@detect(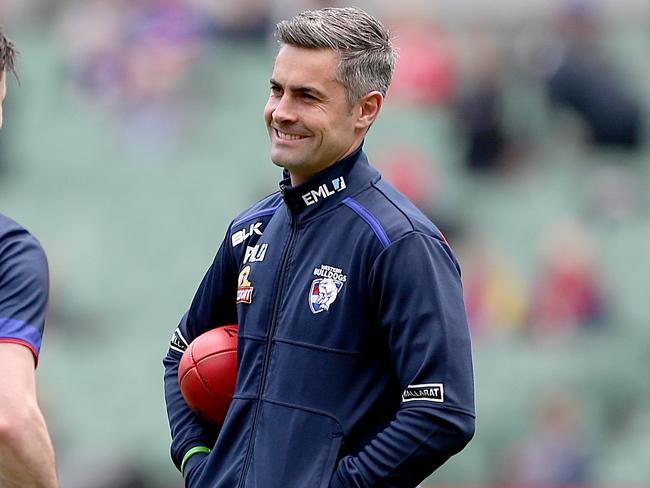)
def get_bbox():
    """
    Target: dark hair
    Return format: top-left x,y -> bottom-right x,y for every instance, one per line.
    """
275,7 -> 397,105
0,26 -> 18,79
